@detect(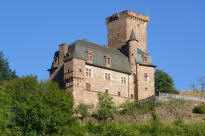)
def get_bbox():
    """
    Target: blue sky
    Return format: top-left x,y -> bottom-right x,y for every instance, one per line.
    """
0,0 -> 204,90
